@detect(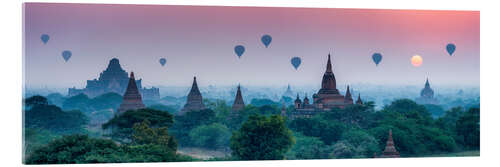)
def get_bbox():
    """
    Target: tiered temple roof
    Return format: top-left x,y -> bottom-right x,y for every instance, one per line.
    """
180,77 -> 206,115
231,84 -> 245,112
381,129 -> 400,158
117,72 -> 146,114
